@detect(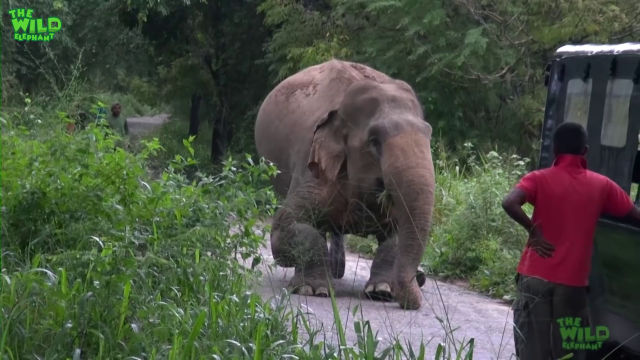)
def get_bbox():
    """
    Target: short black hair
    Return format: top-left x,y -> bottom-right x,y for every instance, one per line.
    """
553,122 -> 588,155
